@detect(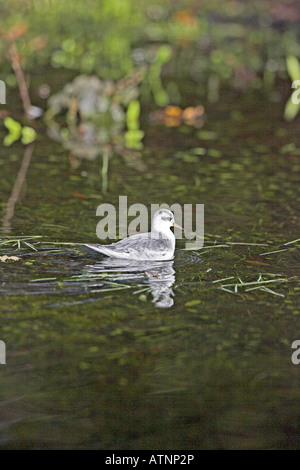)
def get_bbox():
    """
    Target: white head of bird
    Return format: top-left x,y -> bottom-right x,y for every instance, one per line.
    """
151,209 -> 182,237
